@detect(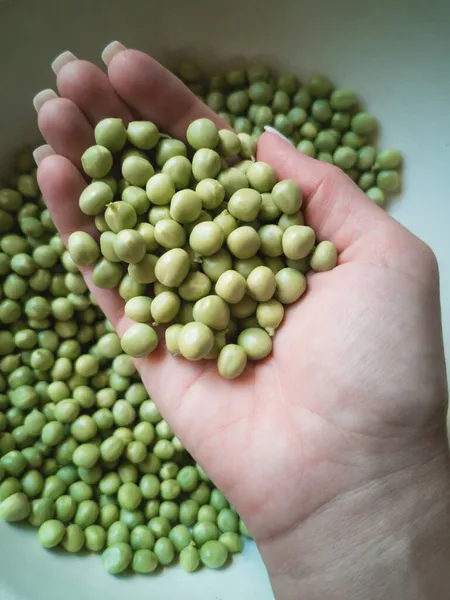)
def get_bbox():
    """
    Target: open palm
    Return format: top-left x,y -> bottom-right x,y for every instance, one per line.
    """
35,46 -> 448,545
